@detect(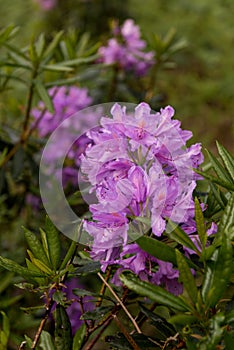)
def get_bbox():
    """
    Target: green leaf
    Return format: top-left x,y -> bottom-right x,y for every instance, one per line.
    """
27,250 -> 52,275
23,227 -> 51,267
72,289 -> 95,297
0,256 -> 44,280
226,309 -> 234,325
194,198 -> 207,250
59,240 -> 77,270
209,182 -> 226,209
41,64 -> 73,72
24,335 -> 33,347
166,220 -> 200,255
0,295 -> 22,308
0,25 -> 19,46
0,311 -> 10,347
218,193 -> 234,240
43,31 -> 64,61
58,54 -> 99,67
168,314 -> 196,327
139,303 -> 175,338
35,81 -> 54,113
44,216 -> 61,270
52,290 -> 66,305
202,235 -> 233,308
120,272 -> 190,312
199,313 -> 225,350
136,236 -> 177,264
224,329 -> 234,350
176,250 -> 197,305
54,305 -> 72,350
216,141 -> 234,182
206,148 -> 233,183
59,224 -> 83,270
194,169 -> 234,191
38,330 -> 55,350
73,324 -> 86,350
0,272 -> 14,293
35,33 -> 46,59
74,261 -> 100,276
81,306 -> 113,320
